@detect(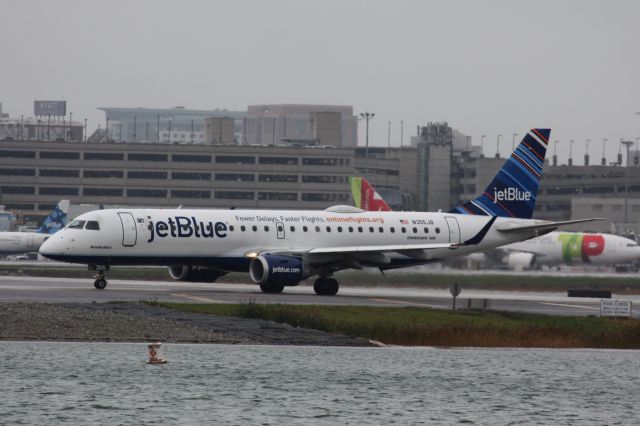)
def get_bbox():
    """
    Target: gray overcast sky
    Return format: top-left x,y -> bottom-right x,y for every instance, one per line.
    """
2,0 -> 639,162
